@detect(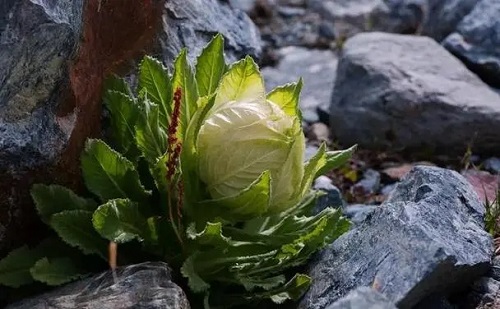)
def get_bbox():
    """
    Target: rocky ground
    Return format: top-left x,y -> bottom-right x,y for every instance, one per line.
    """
2,0 -> 500,308
239,0 -> 500,308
